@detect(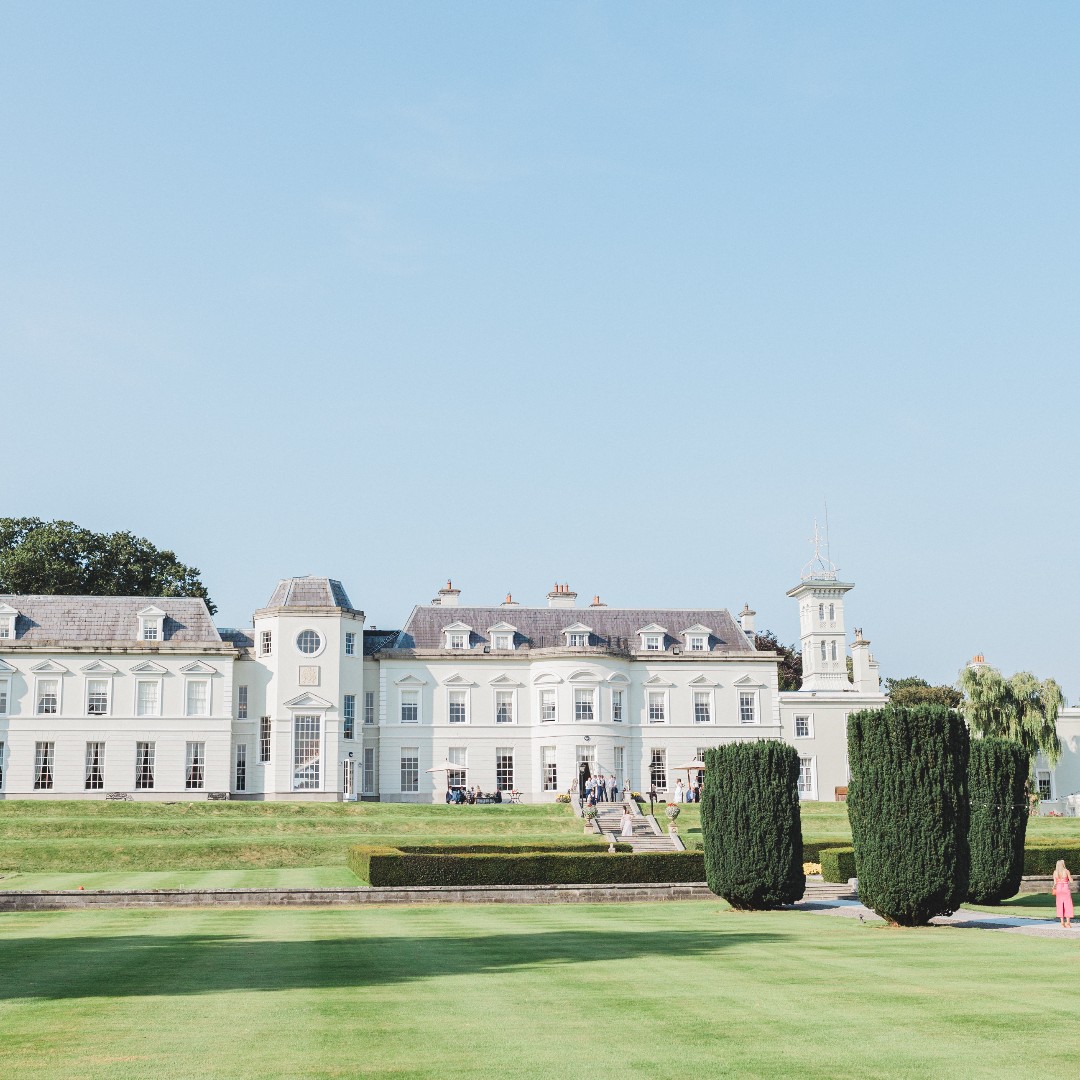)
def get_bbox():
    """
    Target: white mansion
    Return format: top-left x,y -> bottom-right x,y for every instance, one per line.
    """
1,560 -> 1077,806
